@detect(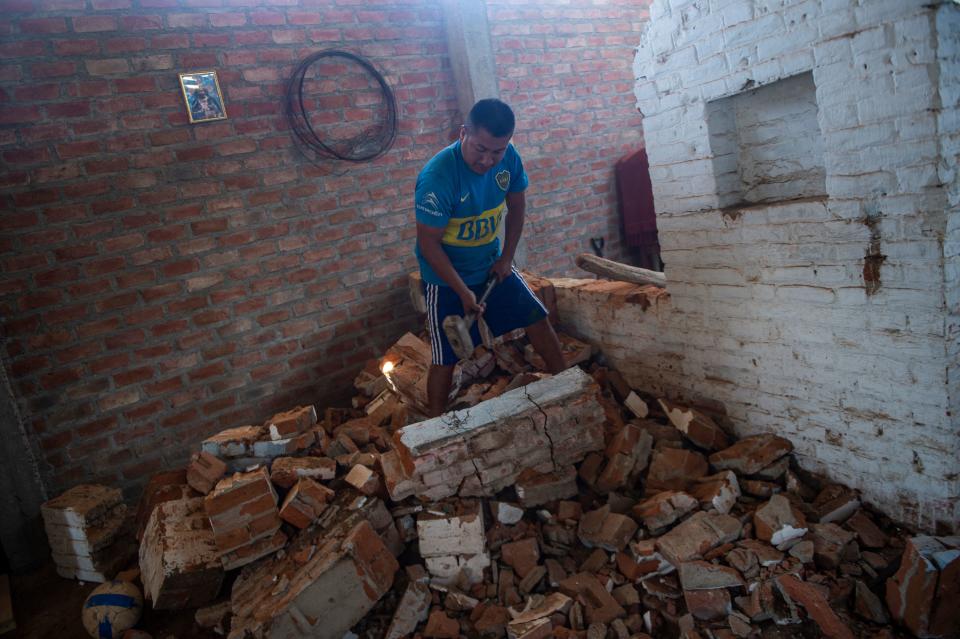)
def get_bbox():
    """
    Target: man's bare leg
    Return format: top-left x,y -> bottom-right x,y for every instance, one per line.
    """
427,363 -> 456,417
525,317 -> 566,374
